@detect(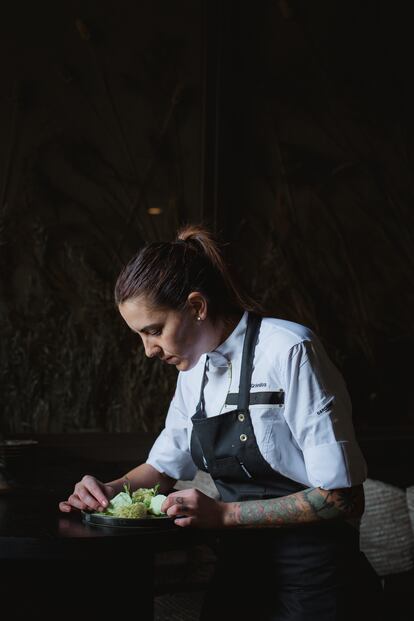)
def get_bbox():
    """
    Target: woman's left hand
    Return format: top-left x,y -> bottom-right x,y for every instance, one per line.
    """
161,488 -> 226,528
